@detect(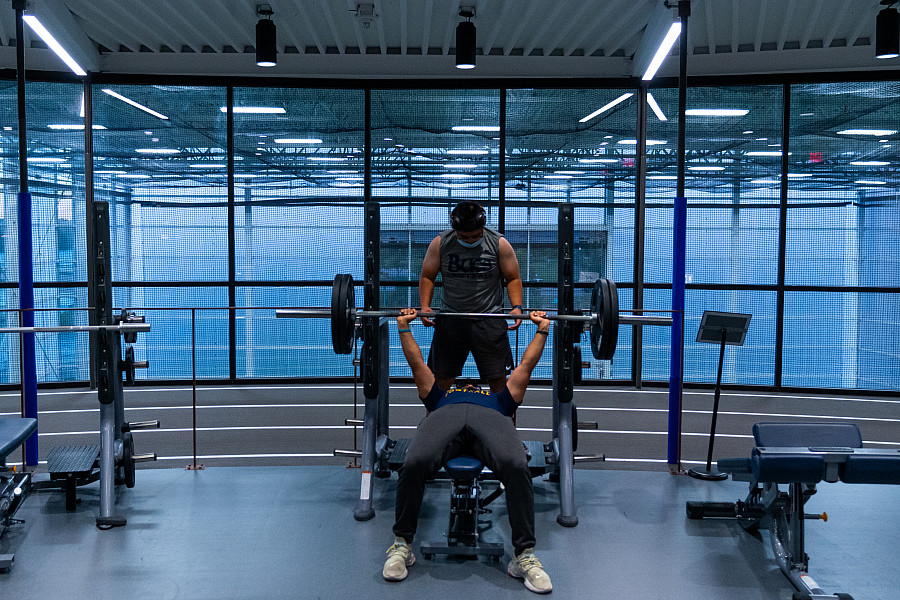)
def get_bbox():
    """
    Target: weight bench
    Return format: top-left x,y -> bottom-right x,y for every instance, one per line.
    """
686,422 -> 900,600
1,417 -> 38,571
419,454 -> 505,561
